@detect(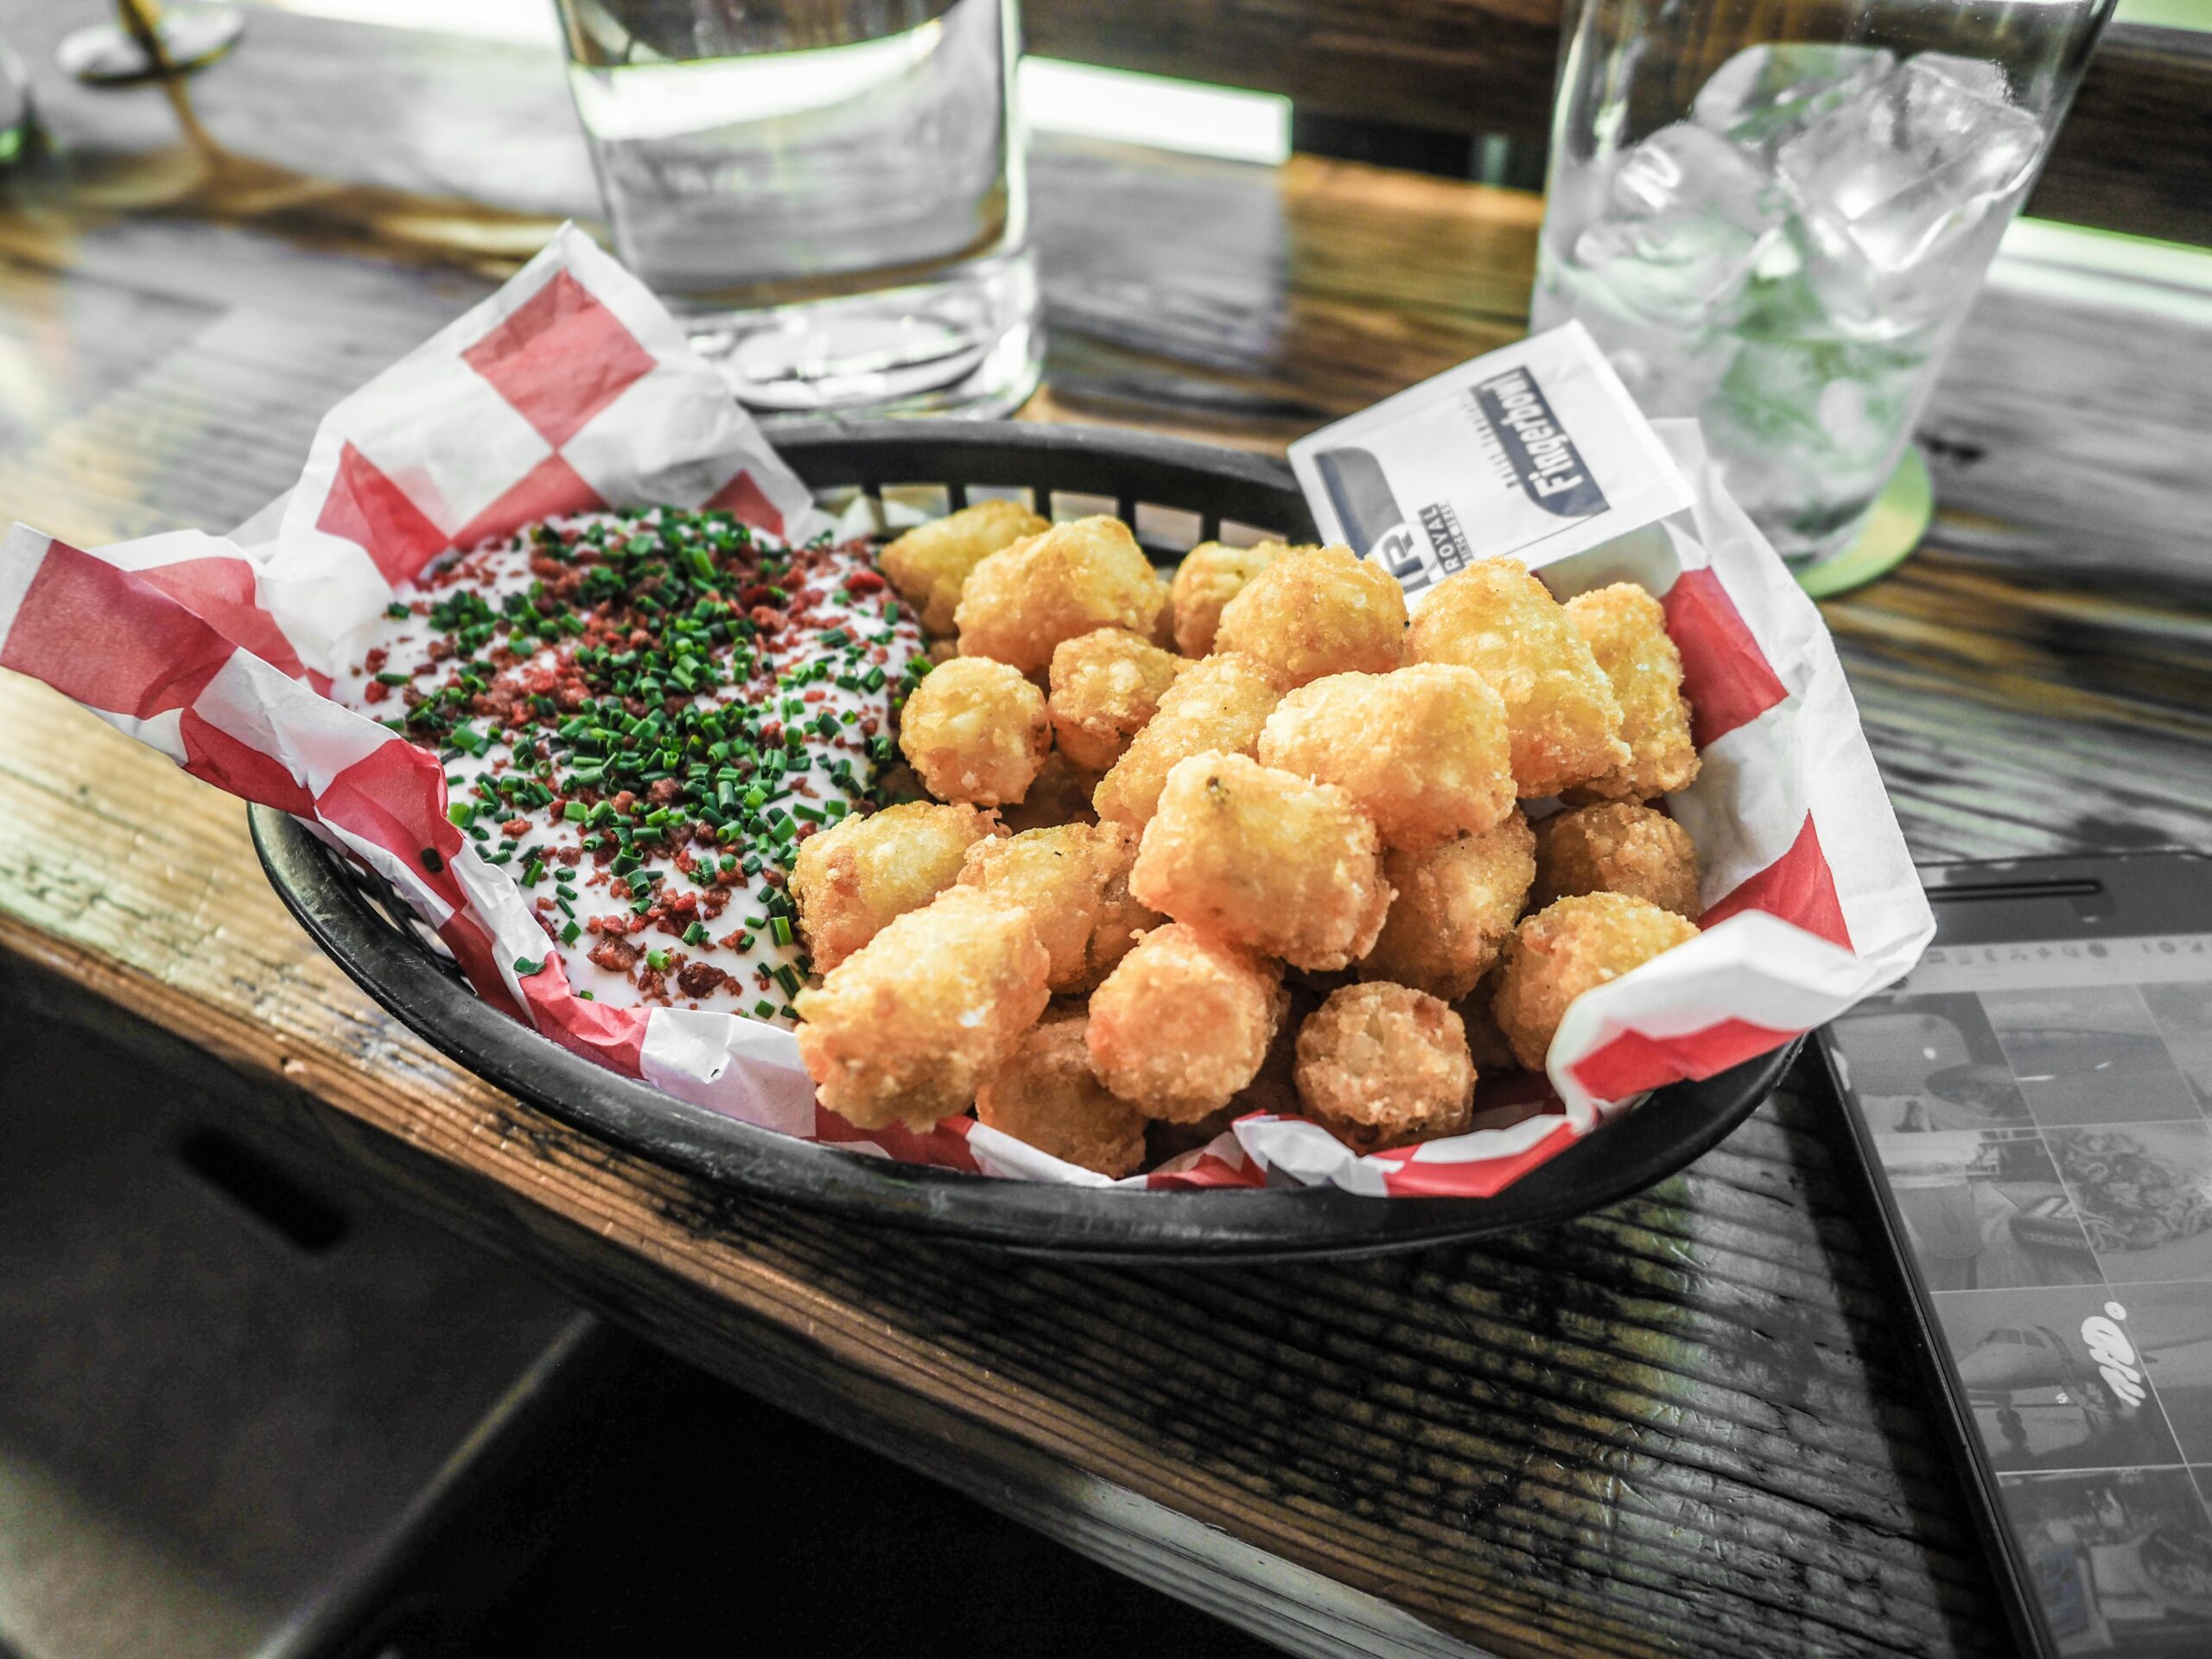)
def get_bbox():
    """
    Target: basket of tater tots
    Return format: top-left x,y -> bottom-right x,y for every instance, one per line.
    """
2,231 -> 1936,1254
